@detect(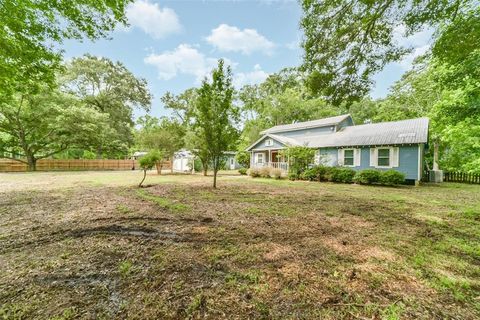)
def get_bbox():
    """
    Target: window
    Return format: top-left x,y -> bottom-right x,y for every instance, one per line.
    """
265,139 -> 273,147
344,149 -> 354,166
377,148 -> 390,167
256,153 -> 264,164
